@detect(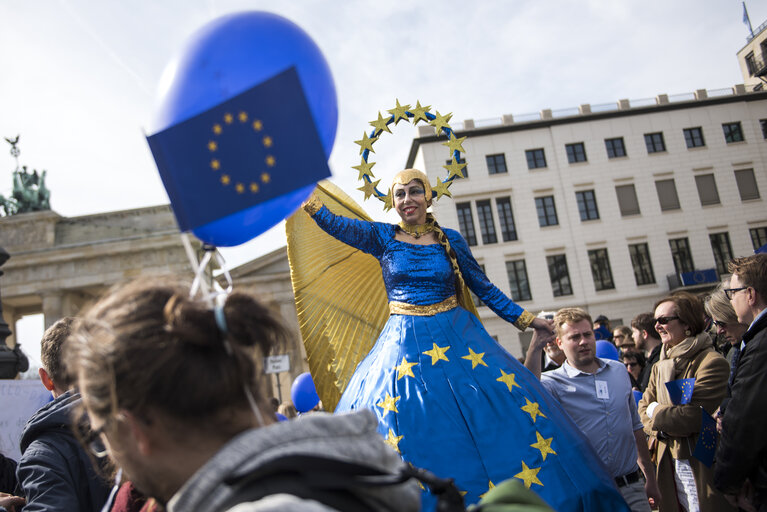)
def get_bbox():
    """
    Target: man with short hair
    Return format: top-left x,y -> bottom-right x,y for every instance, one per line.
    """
16,317 -> 110,512
714,254 -> 767,511
528,307 -> 660,512
631,313 -> 661,392
593,314 -> 613,341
